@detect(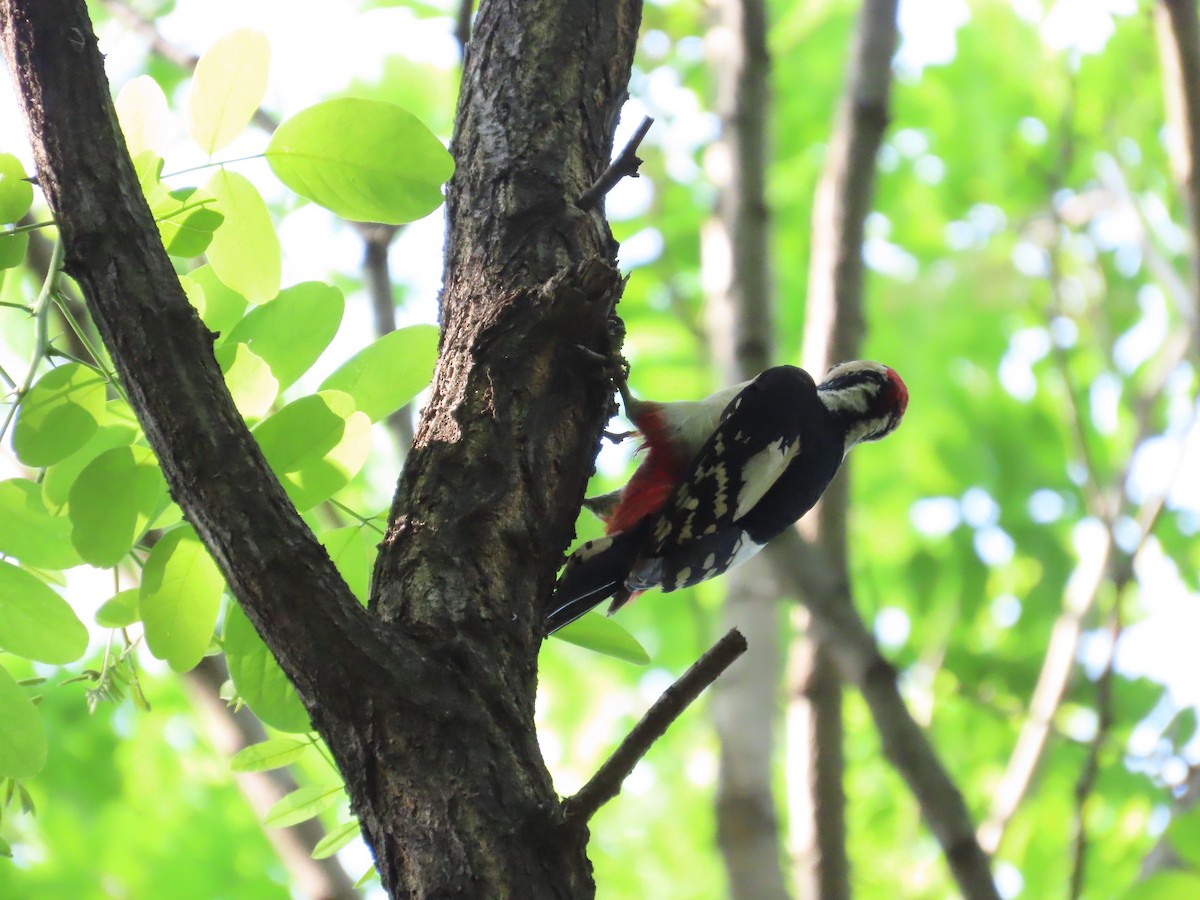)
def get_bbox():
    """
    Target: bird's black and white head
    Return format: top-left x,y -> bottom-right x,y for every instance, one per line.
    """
817,360 -> 908,454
